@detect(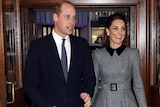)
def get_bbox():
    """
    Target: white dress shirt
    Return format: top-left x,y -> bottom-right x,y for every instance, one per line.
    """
52,29 -> 71,71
